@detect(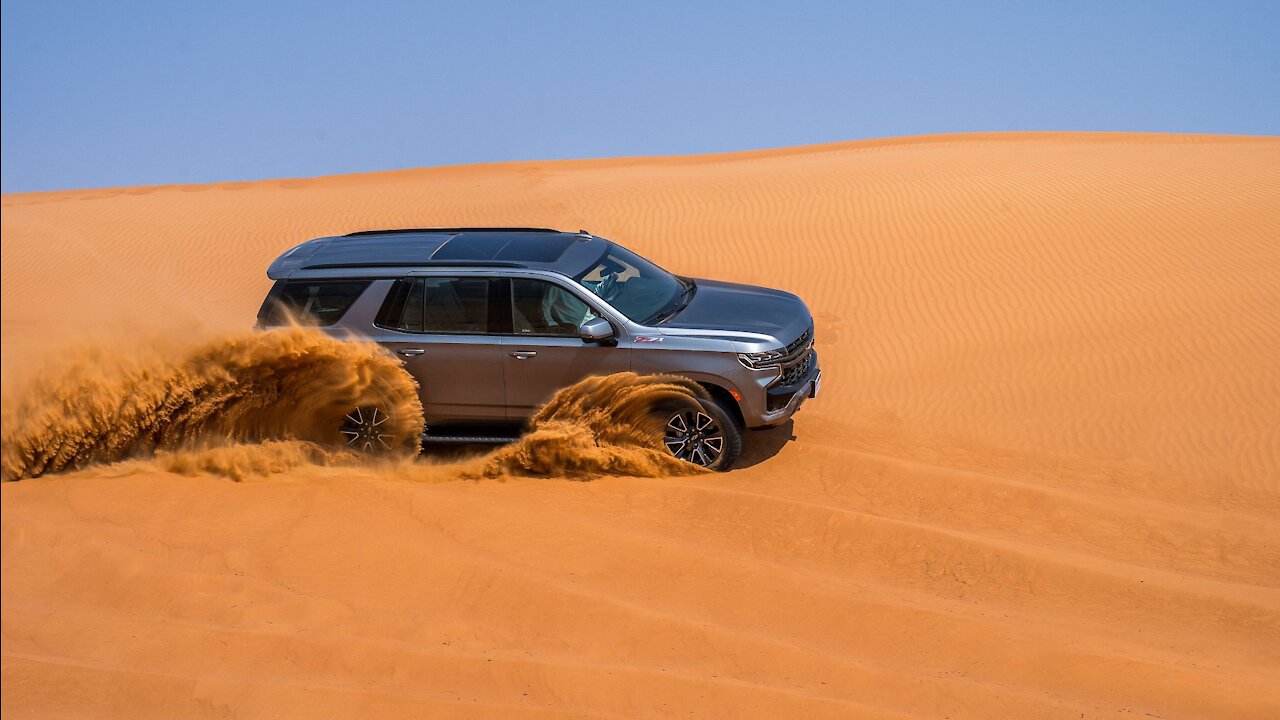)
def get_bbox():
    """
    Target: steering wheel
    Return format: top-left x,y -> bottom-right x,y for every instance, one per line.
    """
597,272 -> 619,301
